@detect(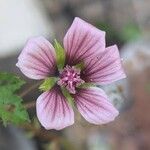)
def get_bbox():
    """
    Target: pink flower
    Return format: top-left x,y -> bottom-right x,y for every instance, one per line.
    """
16,17 -> 126,130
